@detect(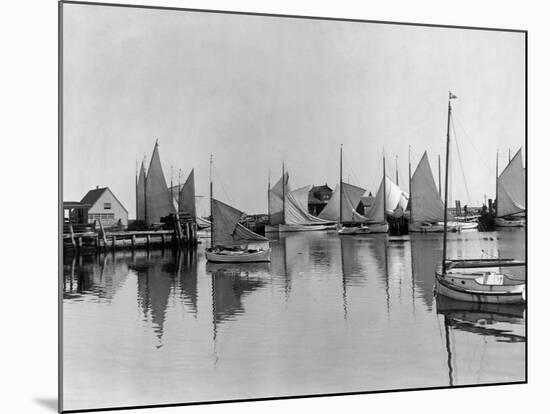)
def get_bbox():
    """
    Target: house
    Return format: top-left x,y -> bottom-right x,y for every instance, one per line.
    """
357,192 -> 376,216
81,186 -> 128,228
308,184 -> 333,216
